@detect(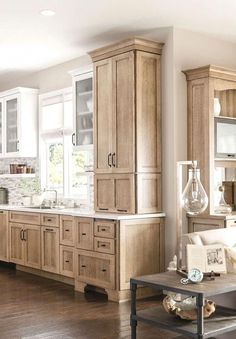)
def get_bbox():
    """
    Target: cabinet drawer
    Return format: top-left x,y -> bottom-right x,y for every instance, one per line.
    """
9,211 -> 40,225
41,226 -> 59,274
60,245 -> 74,278
94,237 -> 115,254
41,214 -> 59,227
75,217 -> 93,250
60,215 -> 74,246
226,219 -> 236,227
75,249 -> 115,289
94,220 -> 116,238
